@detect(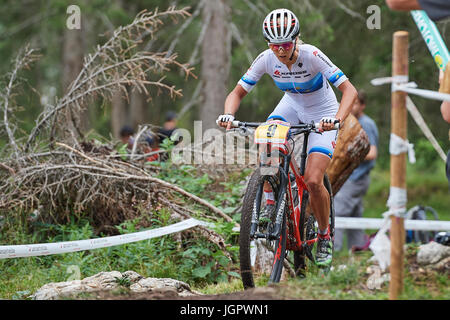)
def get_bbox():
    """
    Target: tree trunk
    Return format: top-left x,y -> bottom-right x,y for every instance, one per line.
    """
109,0 -> 128,140
111,87 -> 129,139
200,0 -> 231,131
61,17 -> 88,139
130,87 -> 148,130
326,114 -> 370,194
